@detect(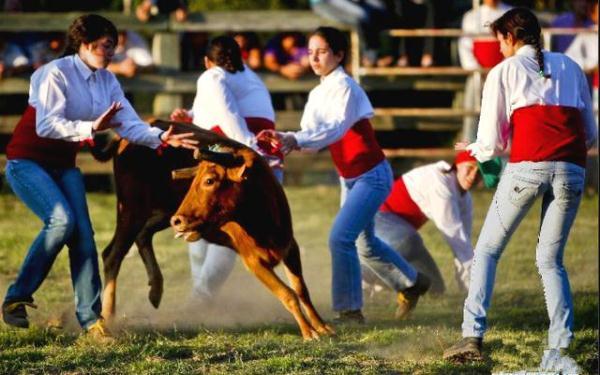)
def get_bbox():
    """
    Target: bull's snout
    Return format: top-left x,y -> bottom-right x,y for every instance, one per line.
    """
170,214 -> 188,232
